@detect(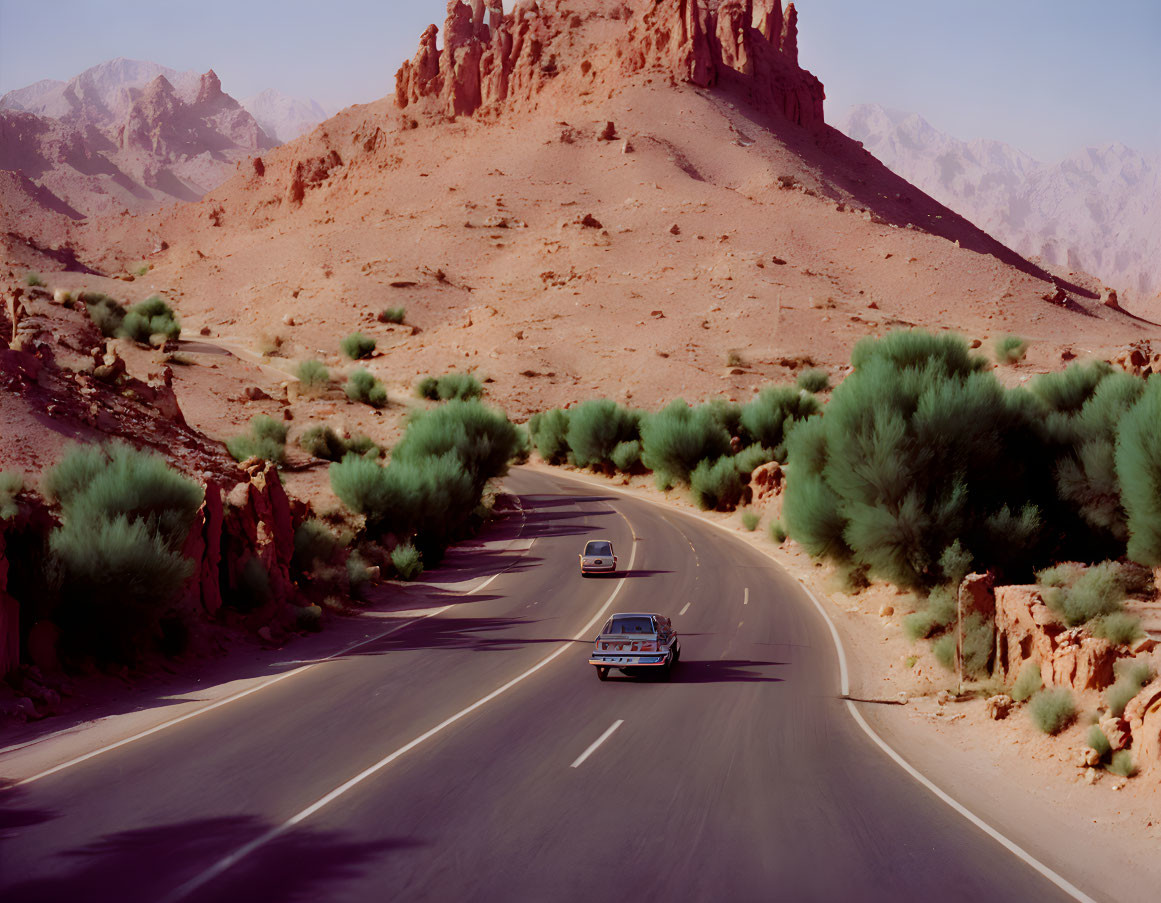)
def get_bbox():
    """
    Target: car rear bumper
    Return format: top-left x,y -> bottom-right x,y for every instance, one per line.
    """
589,654 -> 669,668
580,565 -> 616,574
